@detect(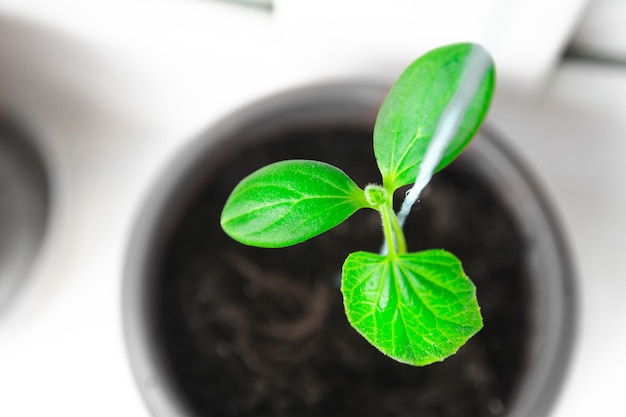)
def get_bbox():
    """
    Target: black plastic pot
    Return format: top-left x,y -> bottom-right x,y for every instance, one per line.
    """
123,83 -> 576,417
0,114 -> 51,314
